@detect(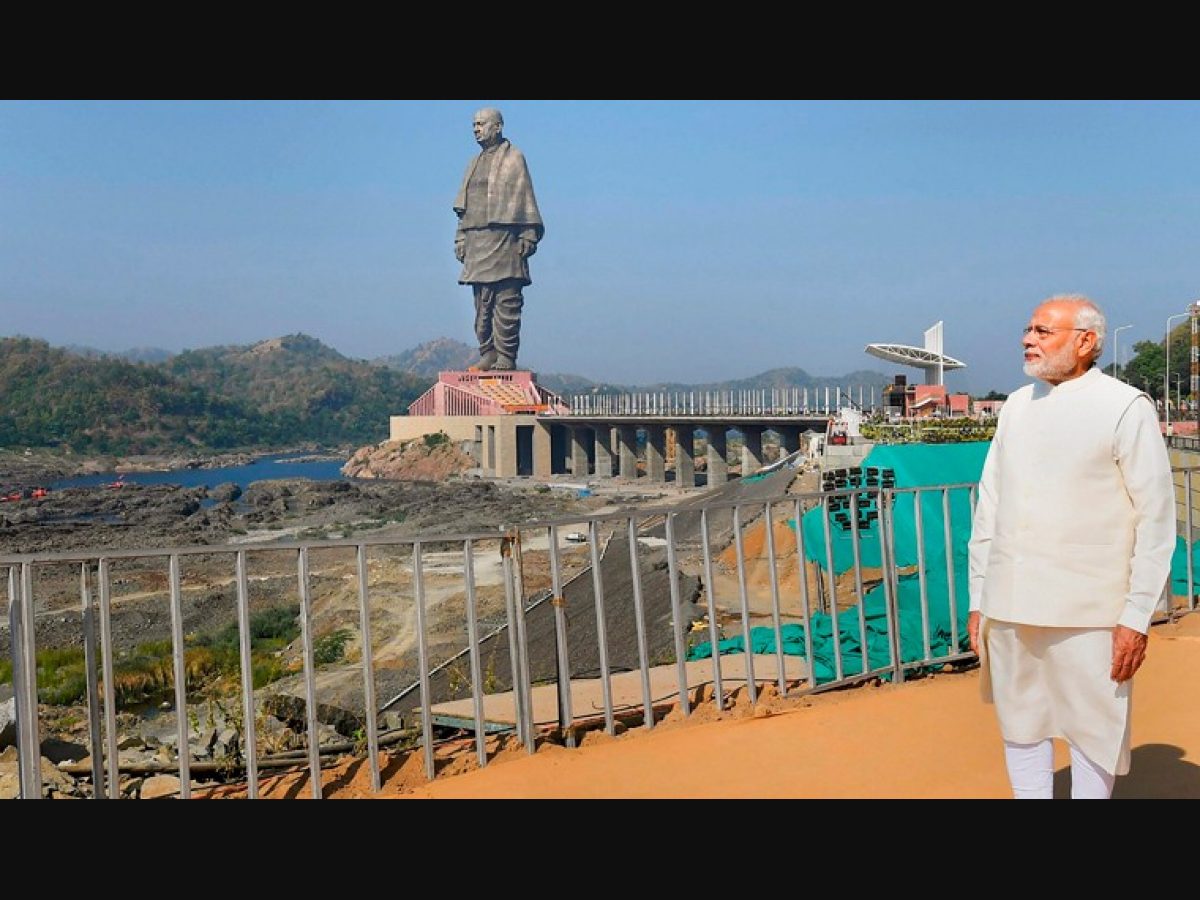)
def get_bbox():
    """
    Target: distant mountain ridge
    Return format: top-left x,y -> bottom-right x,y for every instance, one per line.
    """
1,335 -> 425,454
377,339 -> 890,395
374,338 -> 477,379
3,331 -> 891,454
